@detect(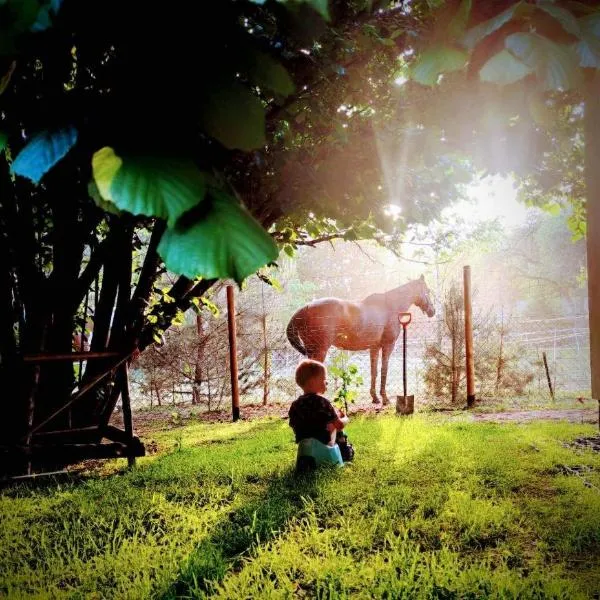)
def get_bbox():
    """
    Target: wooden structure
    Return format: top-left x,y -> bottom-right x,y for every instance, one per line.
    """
463,266 -> 476,408
584,76 -> 600,404
1,352 -> 144,478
